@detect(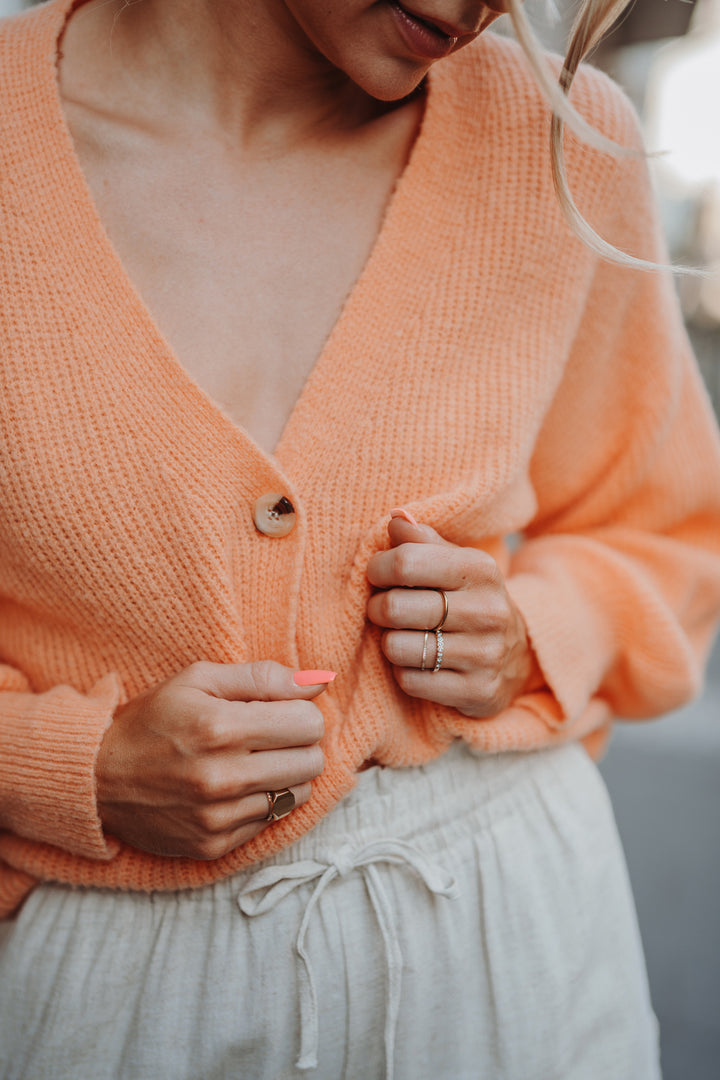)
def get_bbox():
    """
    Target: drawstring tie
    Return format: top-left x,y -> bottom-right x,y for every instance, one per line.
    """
237,838 -> 459,1078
